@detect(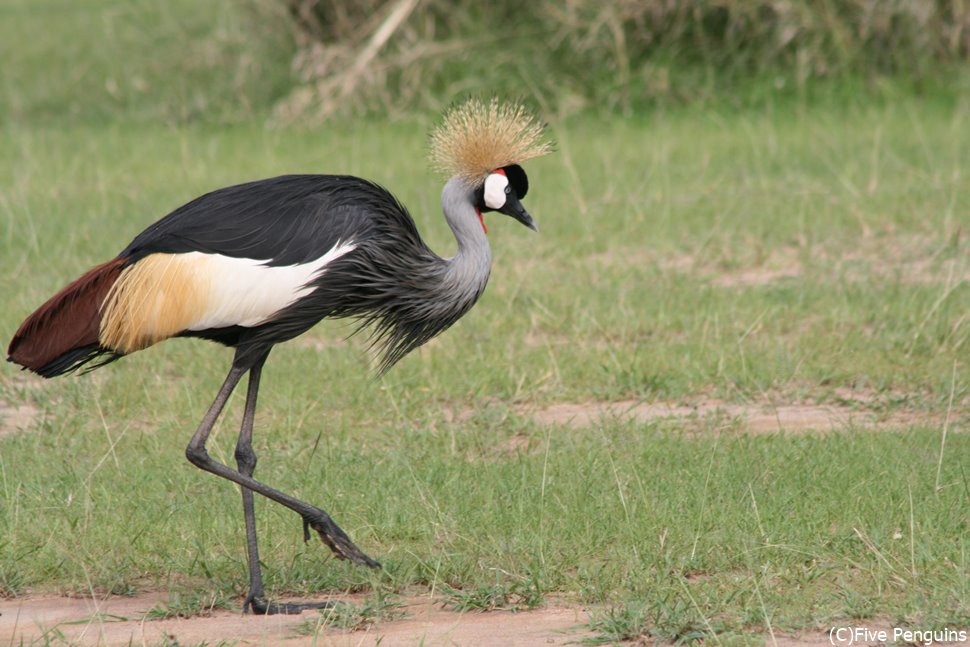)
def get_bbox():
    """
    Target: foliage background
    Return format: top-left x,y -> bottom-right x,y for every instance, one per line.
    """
280,0 -> 970,119
5,0 -> 970,126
